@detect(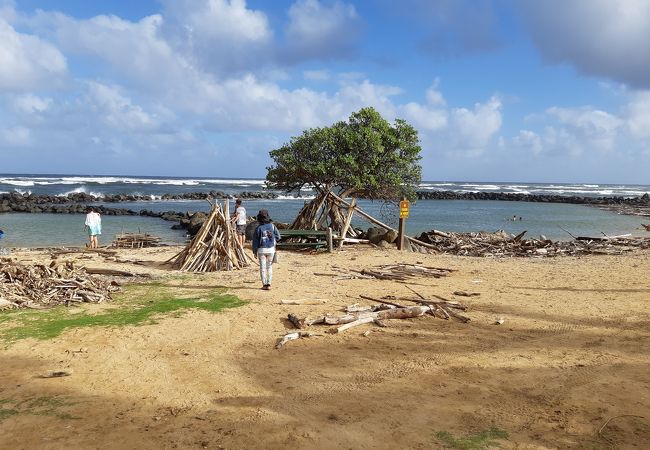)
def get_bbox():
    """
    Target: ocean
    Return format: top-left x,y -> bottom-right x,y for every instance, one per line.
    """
1,174 -> 649,248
